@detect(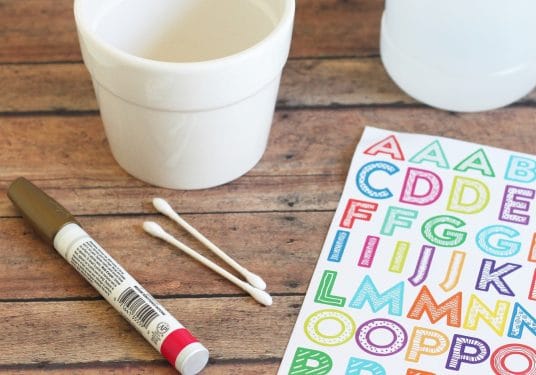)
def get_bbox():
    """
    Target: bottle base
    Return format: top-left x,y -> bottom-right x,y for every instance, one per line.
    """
380,13 -> 536,112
